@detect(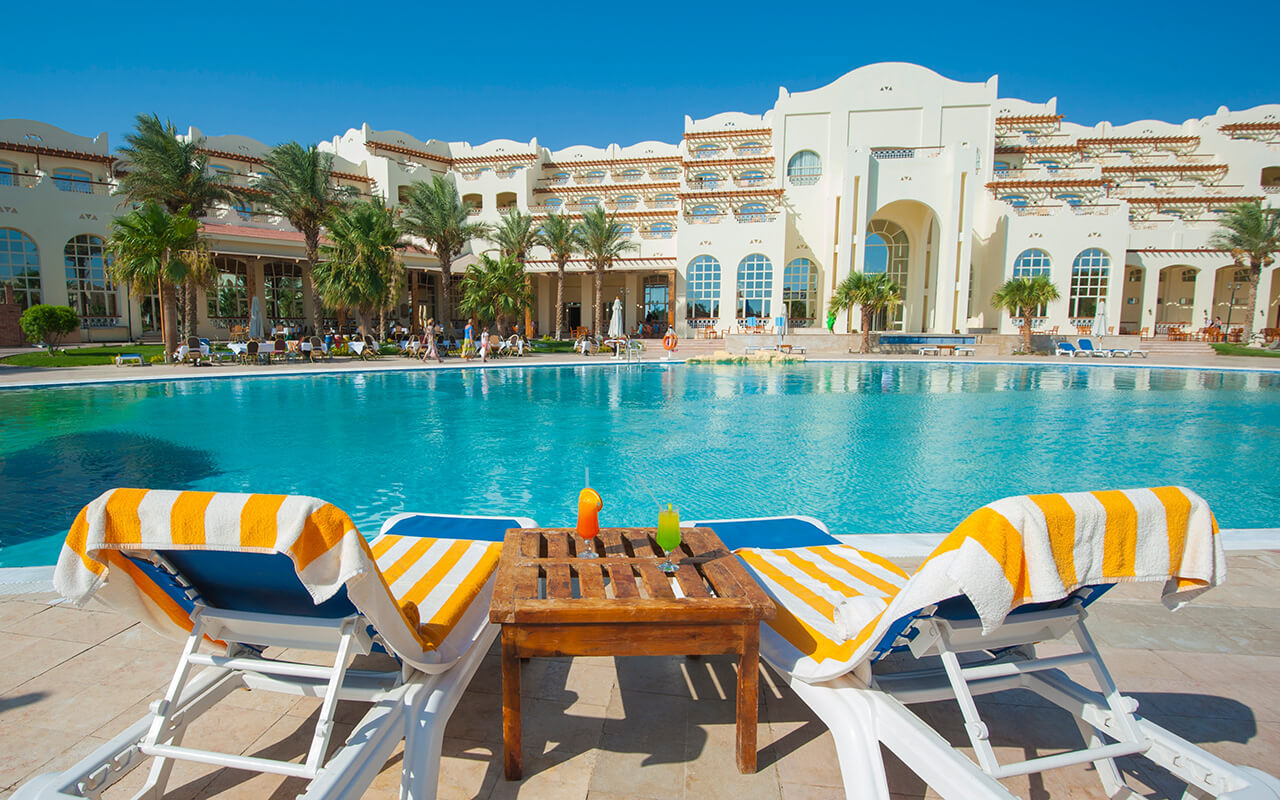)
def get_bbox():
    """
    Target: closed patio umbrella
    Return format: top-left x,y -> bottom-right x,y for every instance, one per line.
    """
607,297 -> 623,339
1091,299 -> 1108,339
249,295 -> 265,340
